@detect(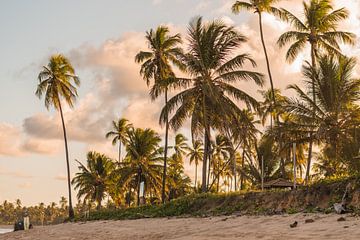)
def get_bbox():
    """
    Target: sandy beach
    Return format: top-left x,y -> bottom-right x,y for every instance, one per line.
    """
0,213 -> 359,240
